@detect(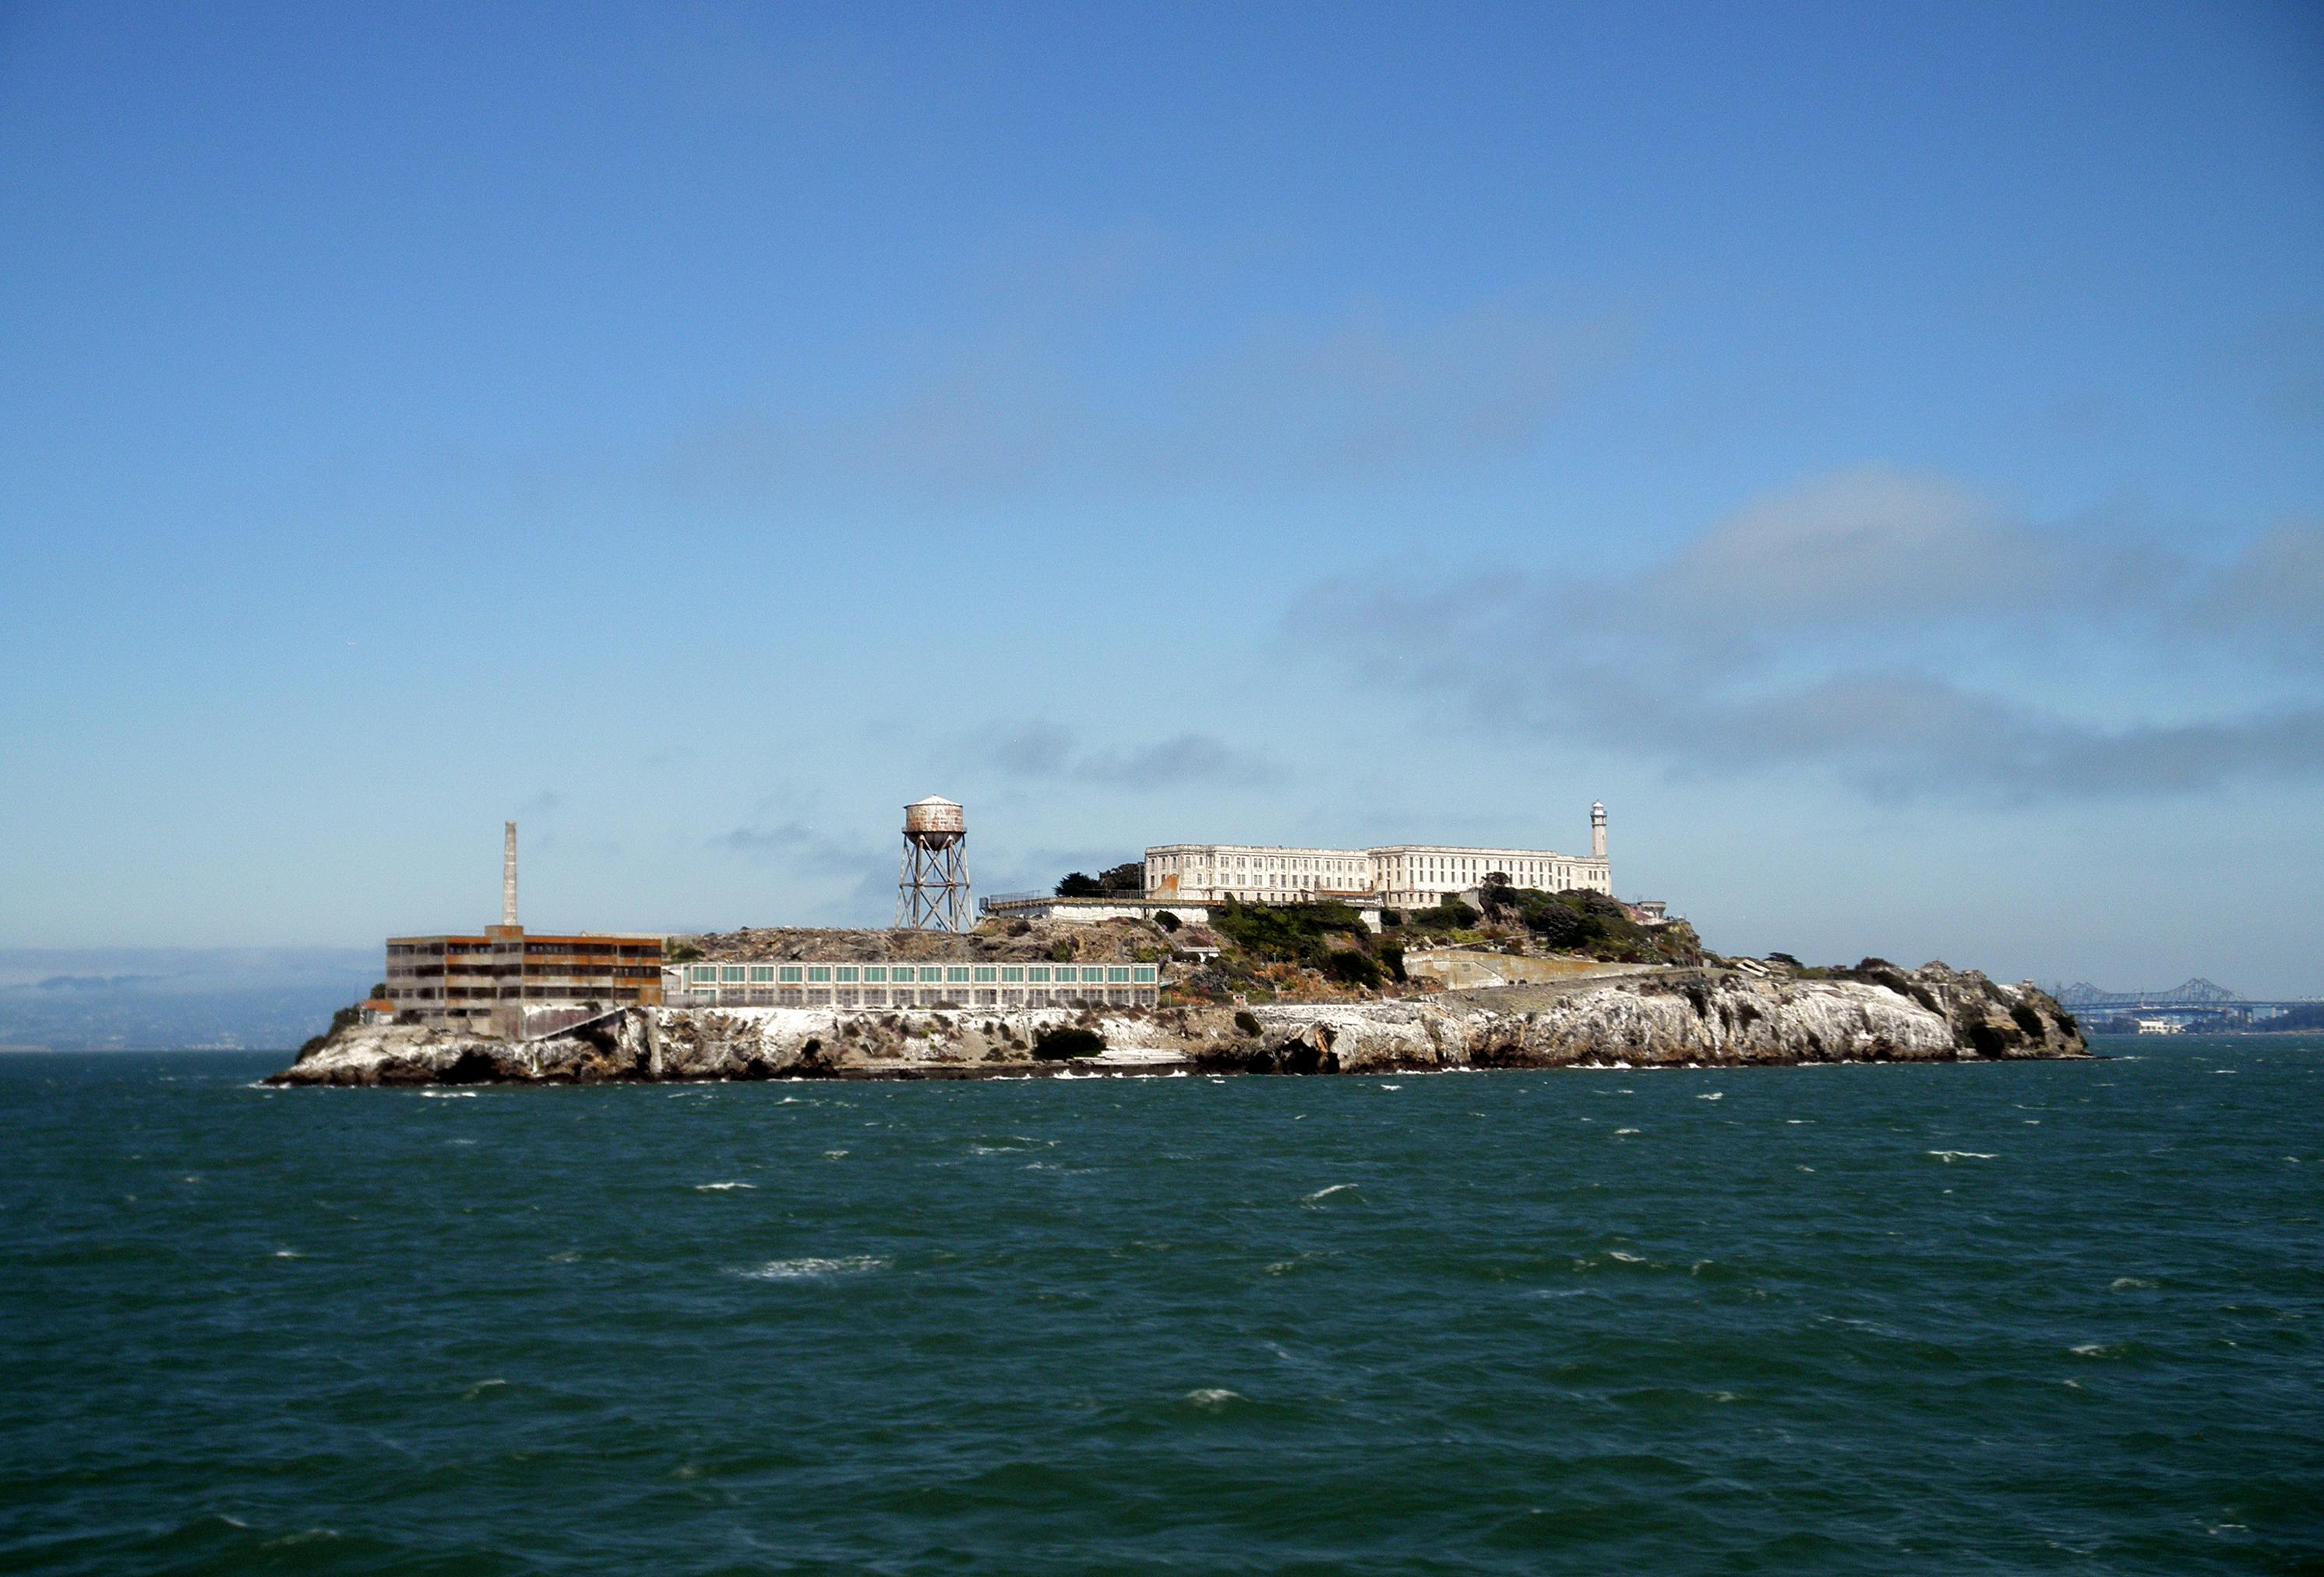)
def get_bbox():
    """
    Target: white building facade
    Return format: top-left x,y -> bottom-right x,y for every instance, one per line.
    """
1144,805 -> 1613,909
